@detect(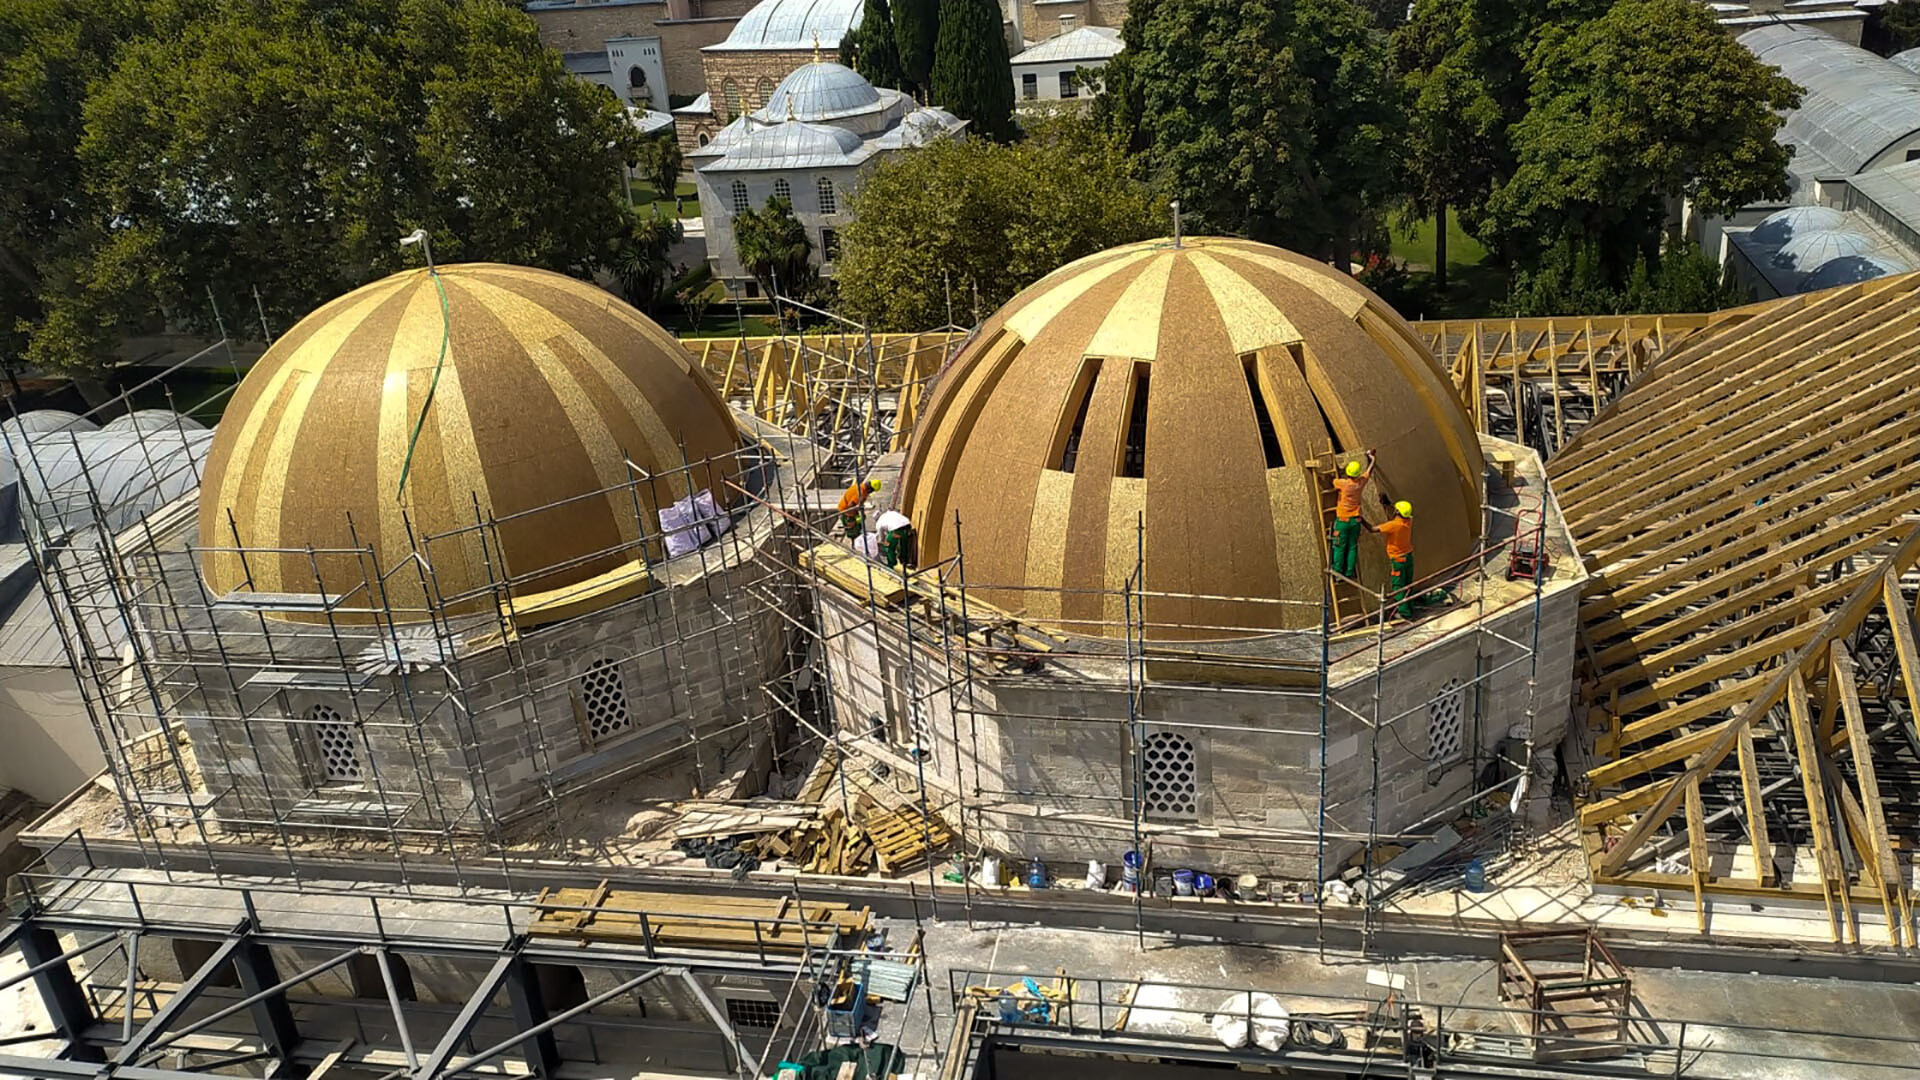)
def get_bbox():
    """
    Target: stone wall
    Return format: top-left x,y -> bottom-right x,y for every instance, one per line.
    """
458,555 -> 793,819
1007,0 -> 1128,41
531,0 -> 757,101
697,164 -> 860,284
817,556 -> 1583,881
700,48 -> 823,123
